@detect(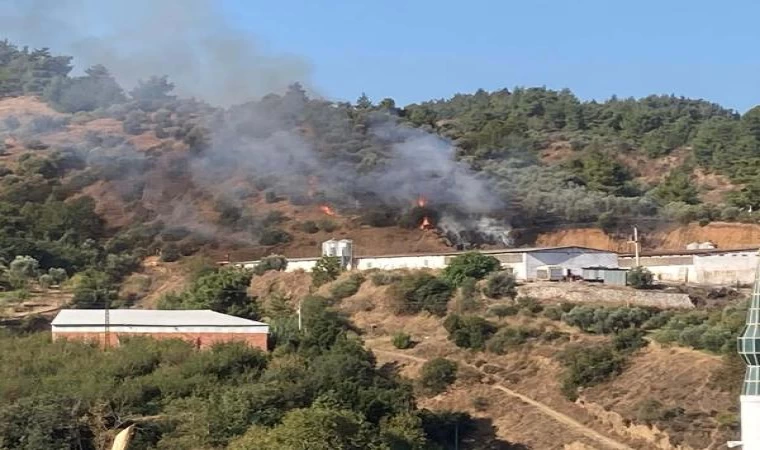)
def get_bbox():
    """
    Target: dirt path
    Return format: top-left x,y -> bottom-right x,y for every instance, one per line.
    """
371,347 -> 634,450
